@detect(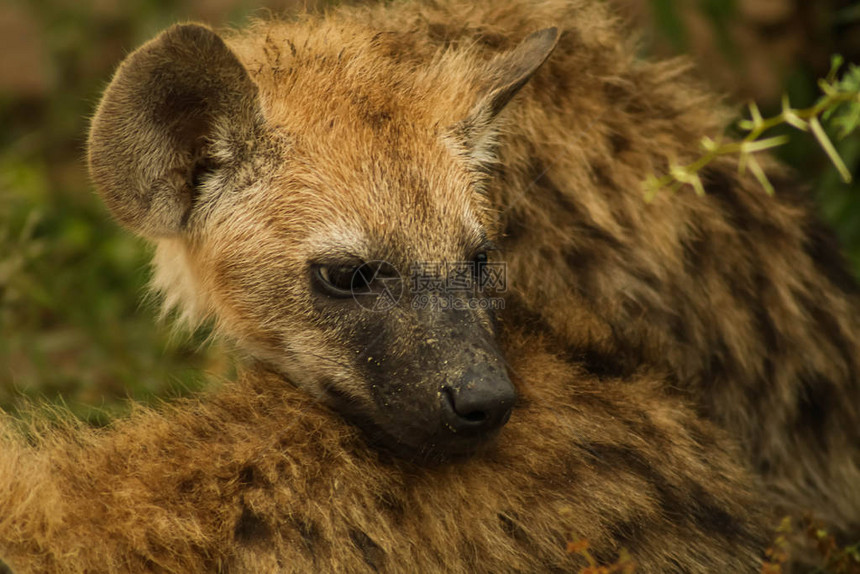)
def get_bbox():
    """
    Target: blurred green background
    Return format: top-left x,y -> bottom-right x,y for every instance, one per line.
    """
0,0 -> 858,423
